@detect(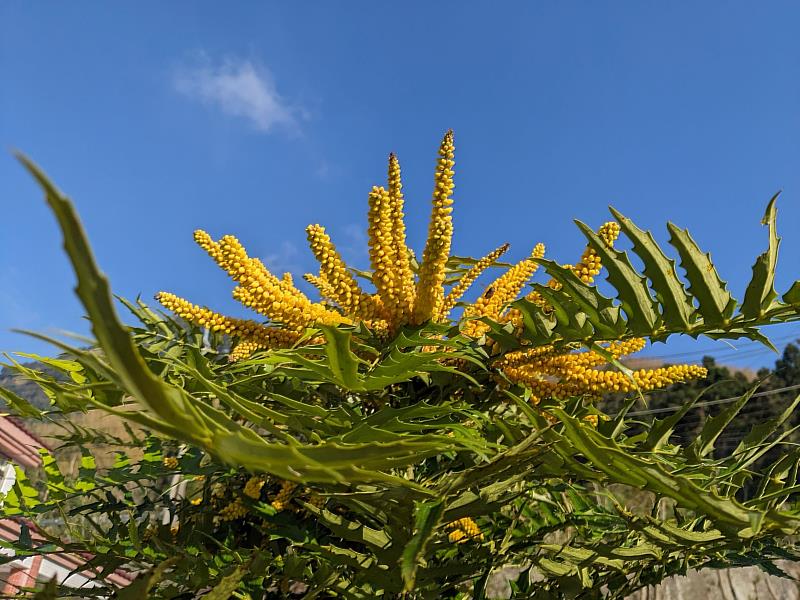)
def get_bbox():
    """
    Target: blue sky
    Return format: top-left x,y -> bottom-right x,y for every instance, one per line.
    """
1,2 -> 799,370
